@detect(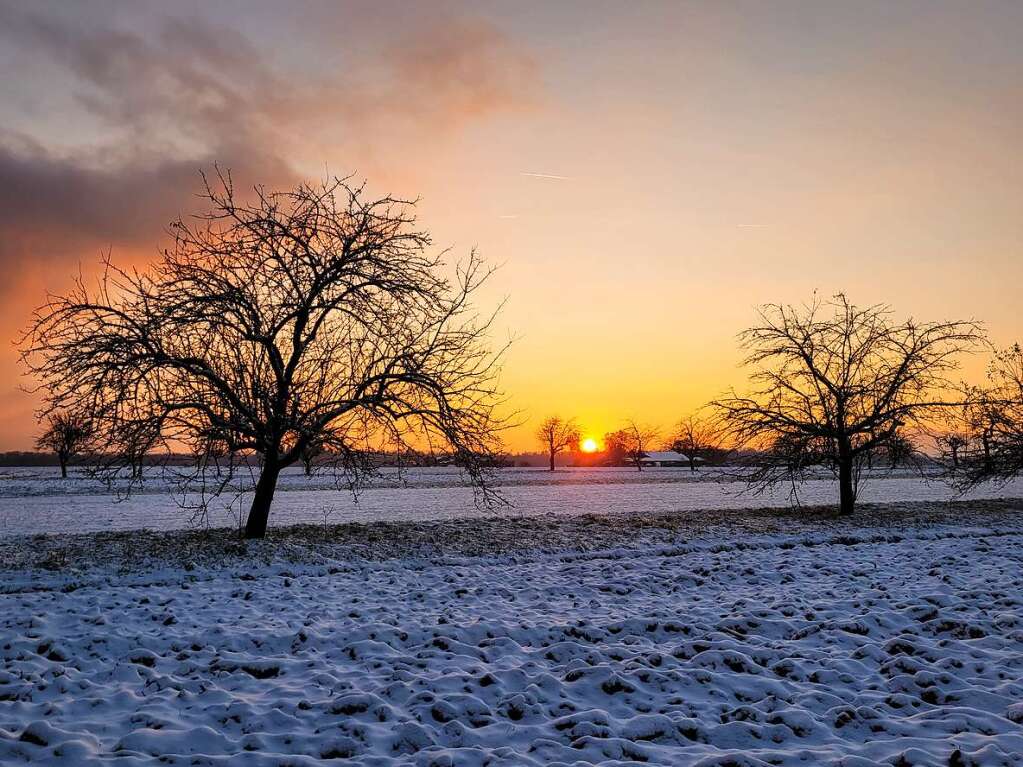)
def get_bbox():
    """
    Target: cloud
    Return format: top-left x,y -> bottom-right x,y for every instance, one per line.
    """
520,172 -> 569,180
384,19 -> 538,126
0,4 -> 538,287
